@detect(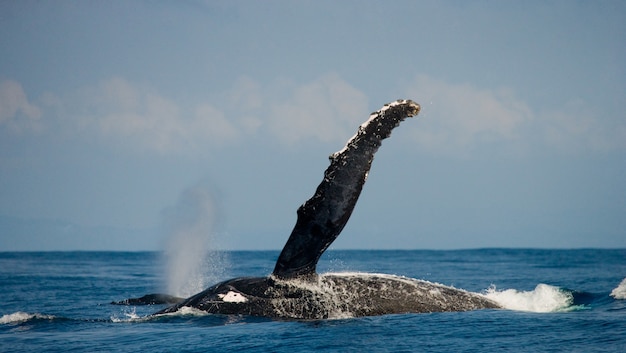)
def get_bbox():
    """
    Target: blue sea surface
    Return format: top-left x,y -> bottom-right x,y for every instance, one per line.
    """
1,249 -> 625,352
